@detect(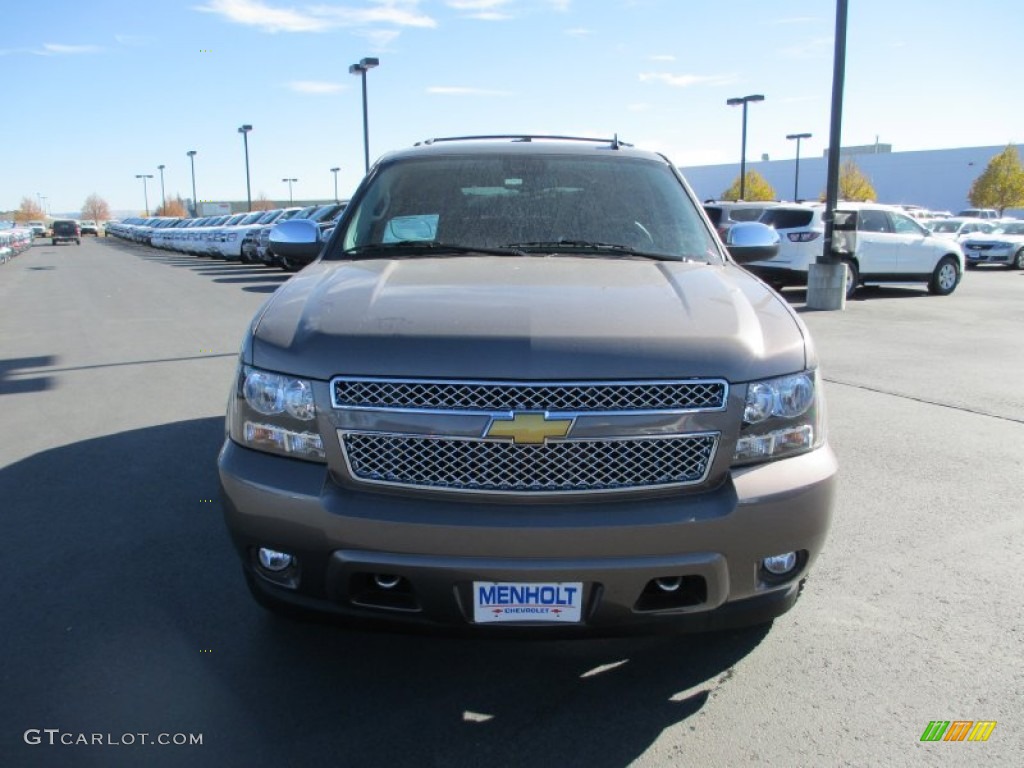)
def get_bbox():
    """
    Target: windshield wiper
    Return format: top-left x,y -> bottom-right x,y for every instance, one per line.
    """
342,241 -> 527,258
503,240 -> 681,261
